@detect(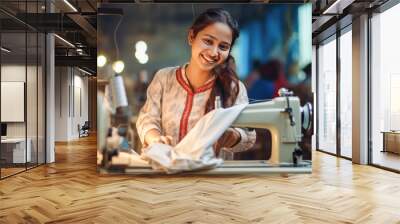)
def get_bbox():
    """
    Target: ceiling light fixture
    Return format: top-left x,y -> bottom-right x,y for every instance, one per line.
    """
1,47 -> 11,53
63,0 -> 78,12
54,34 -> 75,48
